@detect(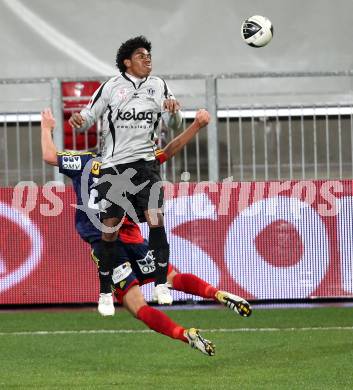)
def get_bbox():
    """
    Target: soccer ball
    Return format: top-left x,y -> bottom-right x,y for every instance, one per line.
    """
241,15 -> 273,47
